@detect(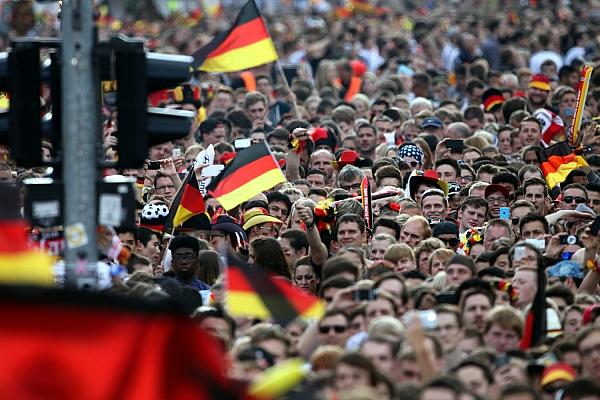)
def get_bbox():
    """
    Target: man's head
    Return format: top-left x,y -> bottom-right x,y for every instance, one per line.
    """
154,173 -> 177,201
452,359 -> 493,398
334,214 -> 367,249
198,117 -> 227,145
518,117 -> 542,147
445,255 -> 476,287
136,227 -> 161,266
169,235 -> 200,280
421,189 -> 449,222
576,326 -> 600,381
461,288 -> 494,332
518,213 -> 548,240
484,184 -> 510,219
434,305 -> 463,352
310,150 -> 335,180
266,191 -> 292,222
356,123 -> 378,157
435,158 -> 460,183
337,165 -> 366,194
483,306 -> 523,354
586,182 -> 600,215
483,219 -> 513,251
244,91 -> 269,126
459,197 -> 489,231
279,229 -> 309,270
400,215 -> 431,247
561,183 -> 588,210
360,336 -> 398,374
370,233 -> 397,262
523,177 -> 548,214
318,309 -> 350,346
528,74 -> 551,108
